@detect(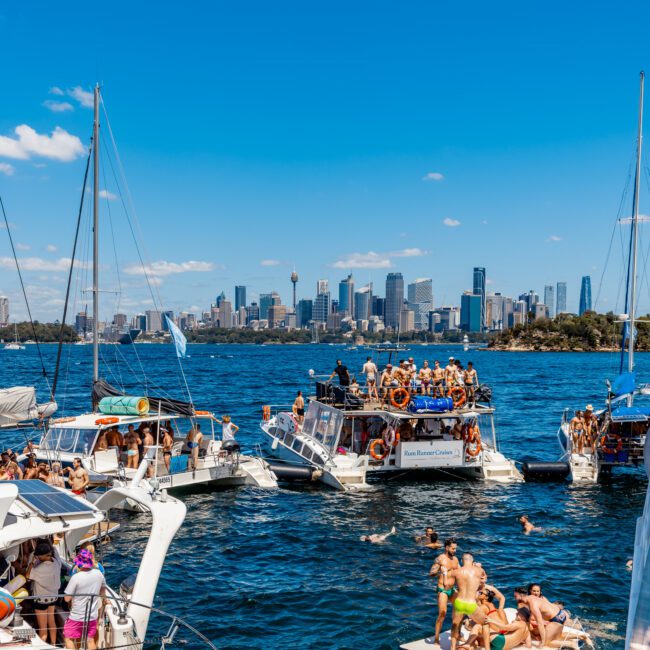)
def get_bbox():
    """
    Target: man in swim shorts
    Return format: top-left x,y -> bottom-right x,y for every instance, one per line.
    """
292,391 -> 305,424
362,357 -> 379,402
449,552 -> 488,650
513,586 -> 569,648
432,360 -> 445,397
569,410 -> 585,454
582,404 -> 597,453
445,357 -> 457,393
64,458 -> 89,497
419,361 -> 433,396
428,538 -> 460,646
